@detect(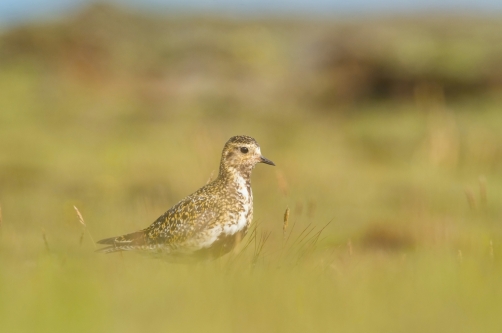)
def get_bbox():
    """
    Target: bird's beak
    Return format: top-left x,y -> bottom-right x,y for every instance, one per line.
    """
259,155 -> 275,166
